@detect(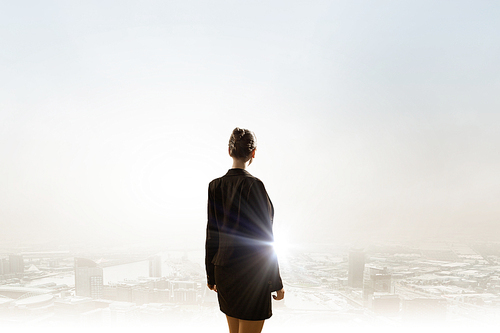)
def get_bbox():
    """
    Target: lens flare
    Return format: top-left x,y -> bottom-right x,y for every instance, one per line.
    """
272,236 -> 289,261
